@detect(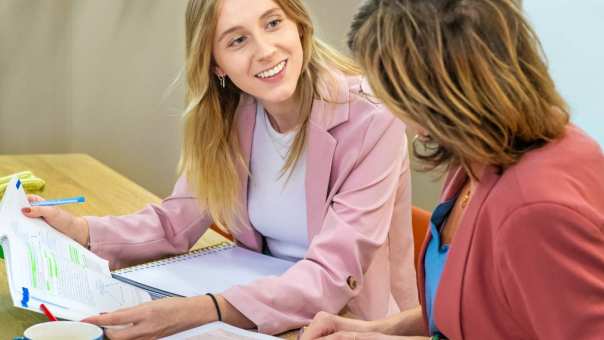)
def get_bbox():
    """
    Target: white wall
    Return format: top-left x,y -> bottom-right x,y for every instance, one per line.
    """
524,0 -> 604,145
